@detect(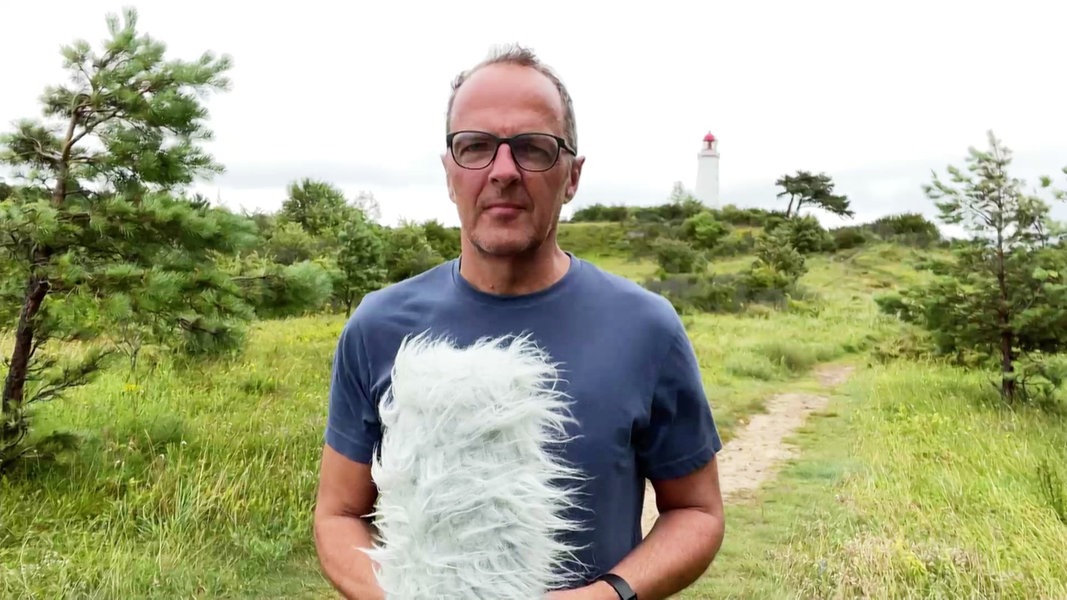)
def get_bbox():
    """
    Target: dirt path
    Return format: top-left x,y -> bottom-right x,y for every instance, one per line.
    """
641,364 -> 855,535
